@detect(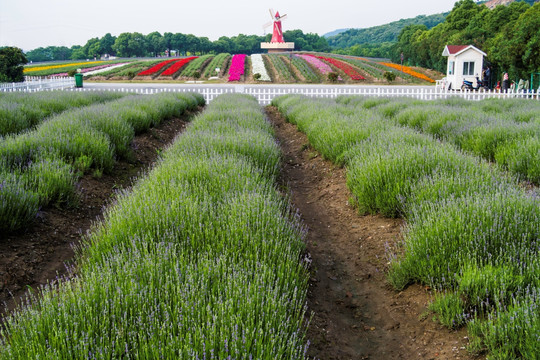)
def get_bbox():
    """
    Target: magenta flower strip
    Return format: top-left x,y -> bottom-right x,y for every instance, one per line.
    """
227,54 -> 247,82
